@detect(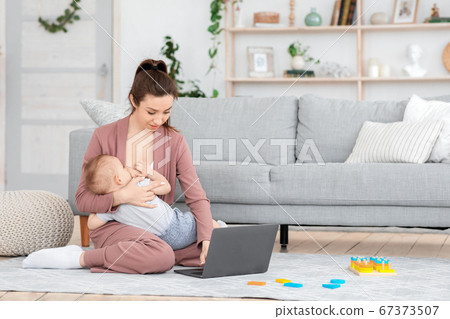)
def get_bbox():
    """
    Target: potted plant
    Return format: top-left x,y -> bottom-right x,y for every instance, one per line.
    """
288,41 -> 319,70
